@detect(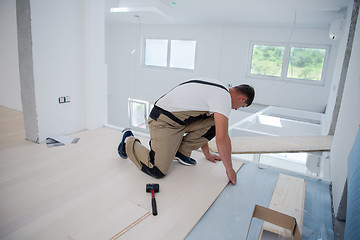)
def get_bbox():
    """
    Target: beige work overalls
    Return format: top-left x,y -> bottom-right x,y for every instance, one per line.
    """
125,80 -> 228,178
